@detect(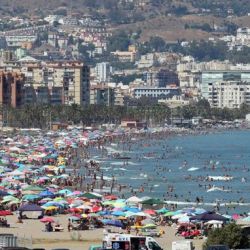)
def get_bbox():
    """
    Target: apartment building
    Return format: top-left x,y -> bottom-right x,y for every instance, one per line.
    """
1,61 -> 90,106
133,87 -> 180,99
0,71 -> 24,107
201,70 -> 250,100
206,81 -> 250,108
90,85 -> 115,106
